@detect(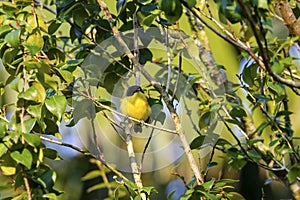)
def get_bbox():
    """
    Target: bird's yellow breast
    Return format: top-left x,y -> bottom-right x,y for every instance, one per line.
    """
120,92 -> 151,121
